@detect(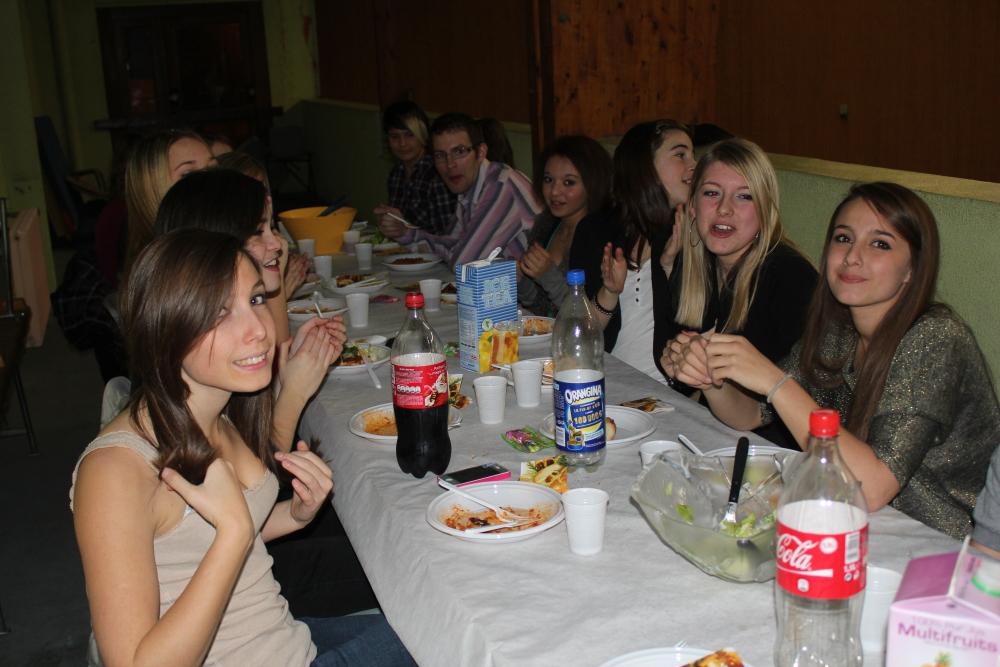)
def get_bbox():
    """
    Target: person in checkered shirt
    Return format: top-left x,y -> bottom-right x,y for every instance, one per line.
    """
374,101 -> 456,235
